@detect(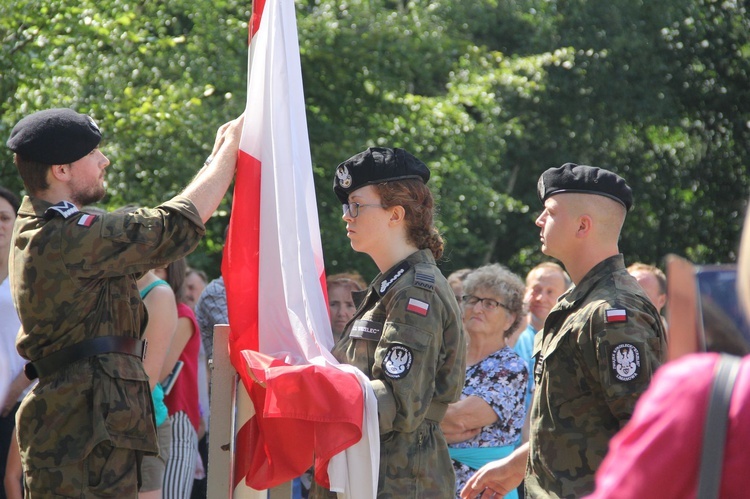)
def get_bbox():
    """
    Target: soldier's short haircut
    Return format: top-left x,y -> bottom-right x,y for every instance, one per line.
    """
13,155 -> 50,195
